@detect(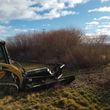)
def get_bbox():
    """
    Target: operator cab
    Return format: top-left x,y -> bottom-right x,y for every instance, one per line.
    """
0,41 -> 13,81
0,41 -> 11,64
